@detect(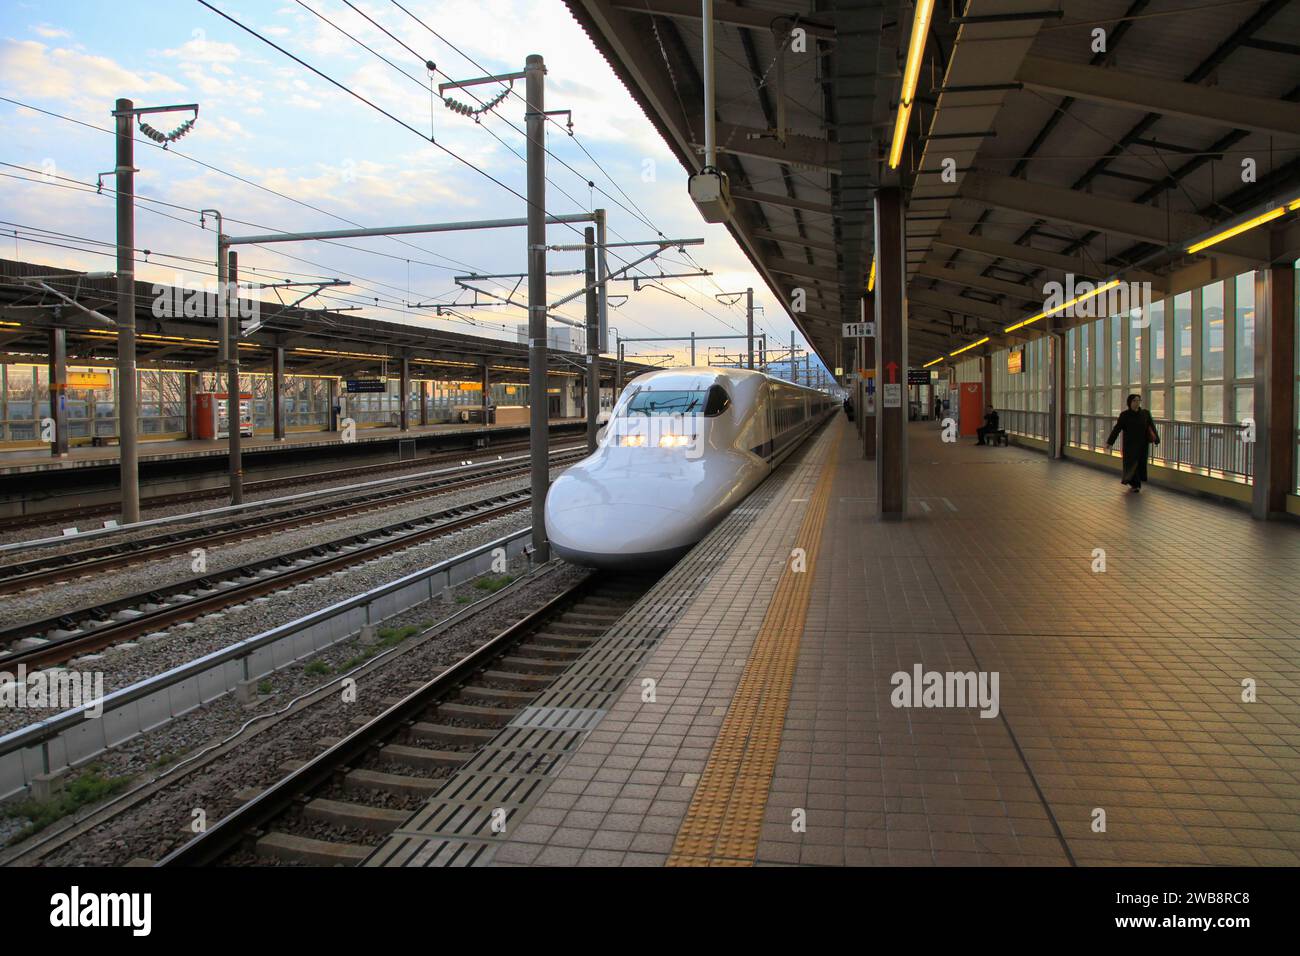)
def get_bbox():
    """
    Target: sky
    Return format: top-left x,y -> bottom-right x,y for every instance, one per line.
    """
0,0 -> 828,373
